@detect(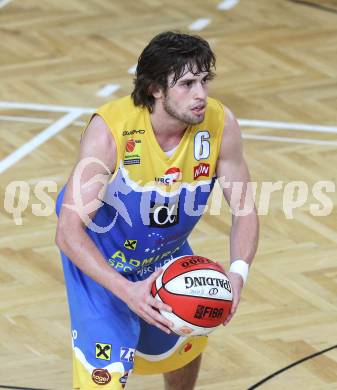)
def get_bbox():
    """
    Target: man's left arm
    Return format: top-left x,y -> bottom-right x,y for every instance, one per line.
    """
216,107 -> 259,325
